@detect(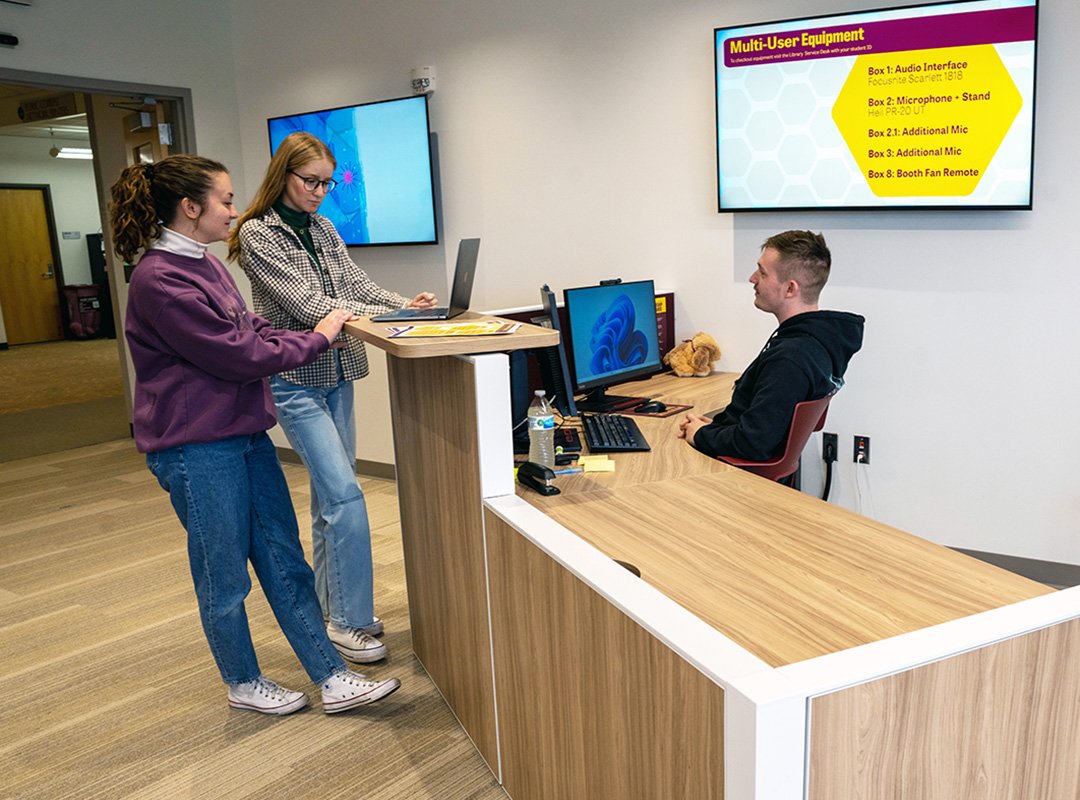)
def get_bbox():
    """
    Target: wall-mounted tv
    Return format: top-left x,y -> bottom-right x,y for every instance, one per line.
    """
267,94 -> 438,245
714,0 -> 1038,211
